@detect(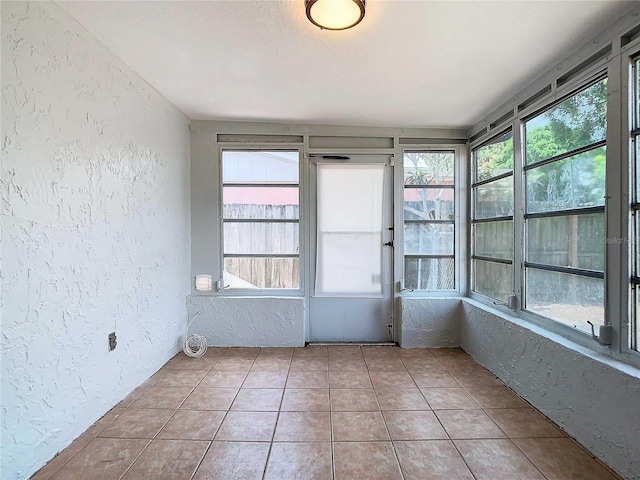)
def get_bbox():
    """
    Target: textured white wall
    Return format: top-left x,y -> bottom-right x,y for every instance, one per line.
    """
460,299 -> 640,480
1,3 -> 191,479
187,296 -> 305,347
399,297 -> 461,348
